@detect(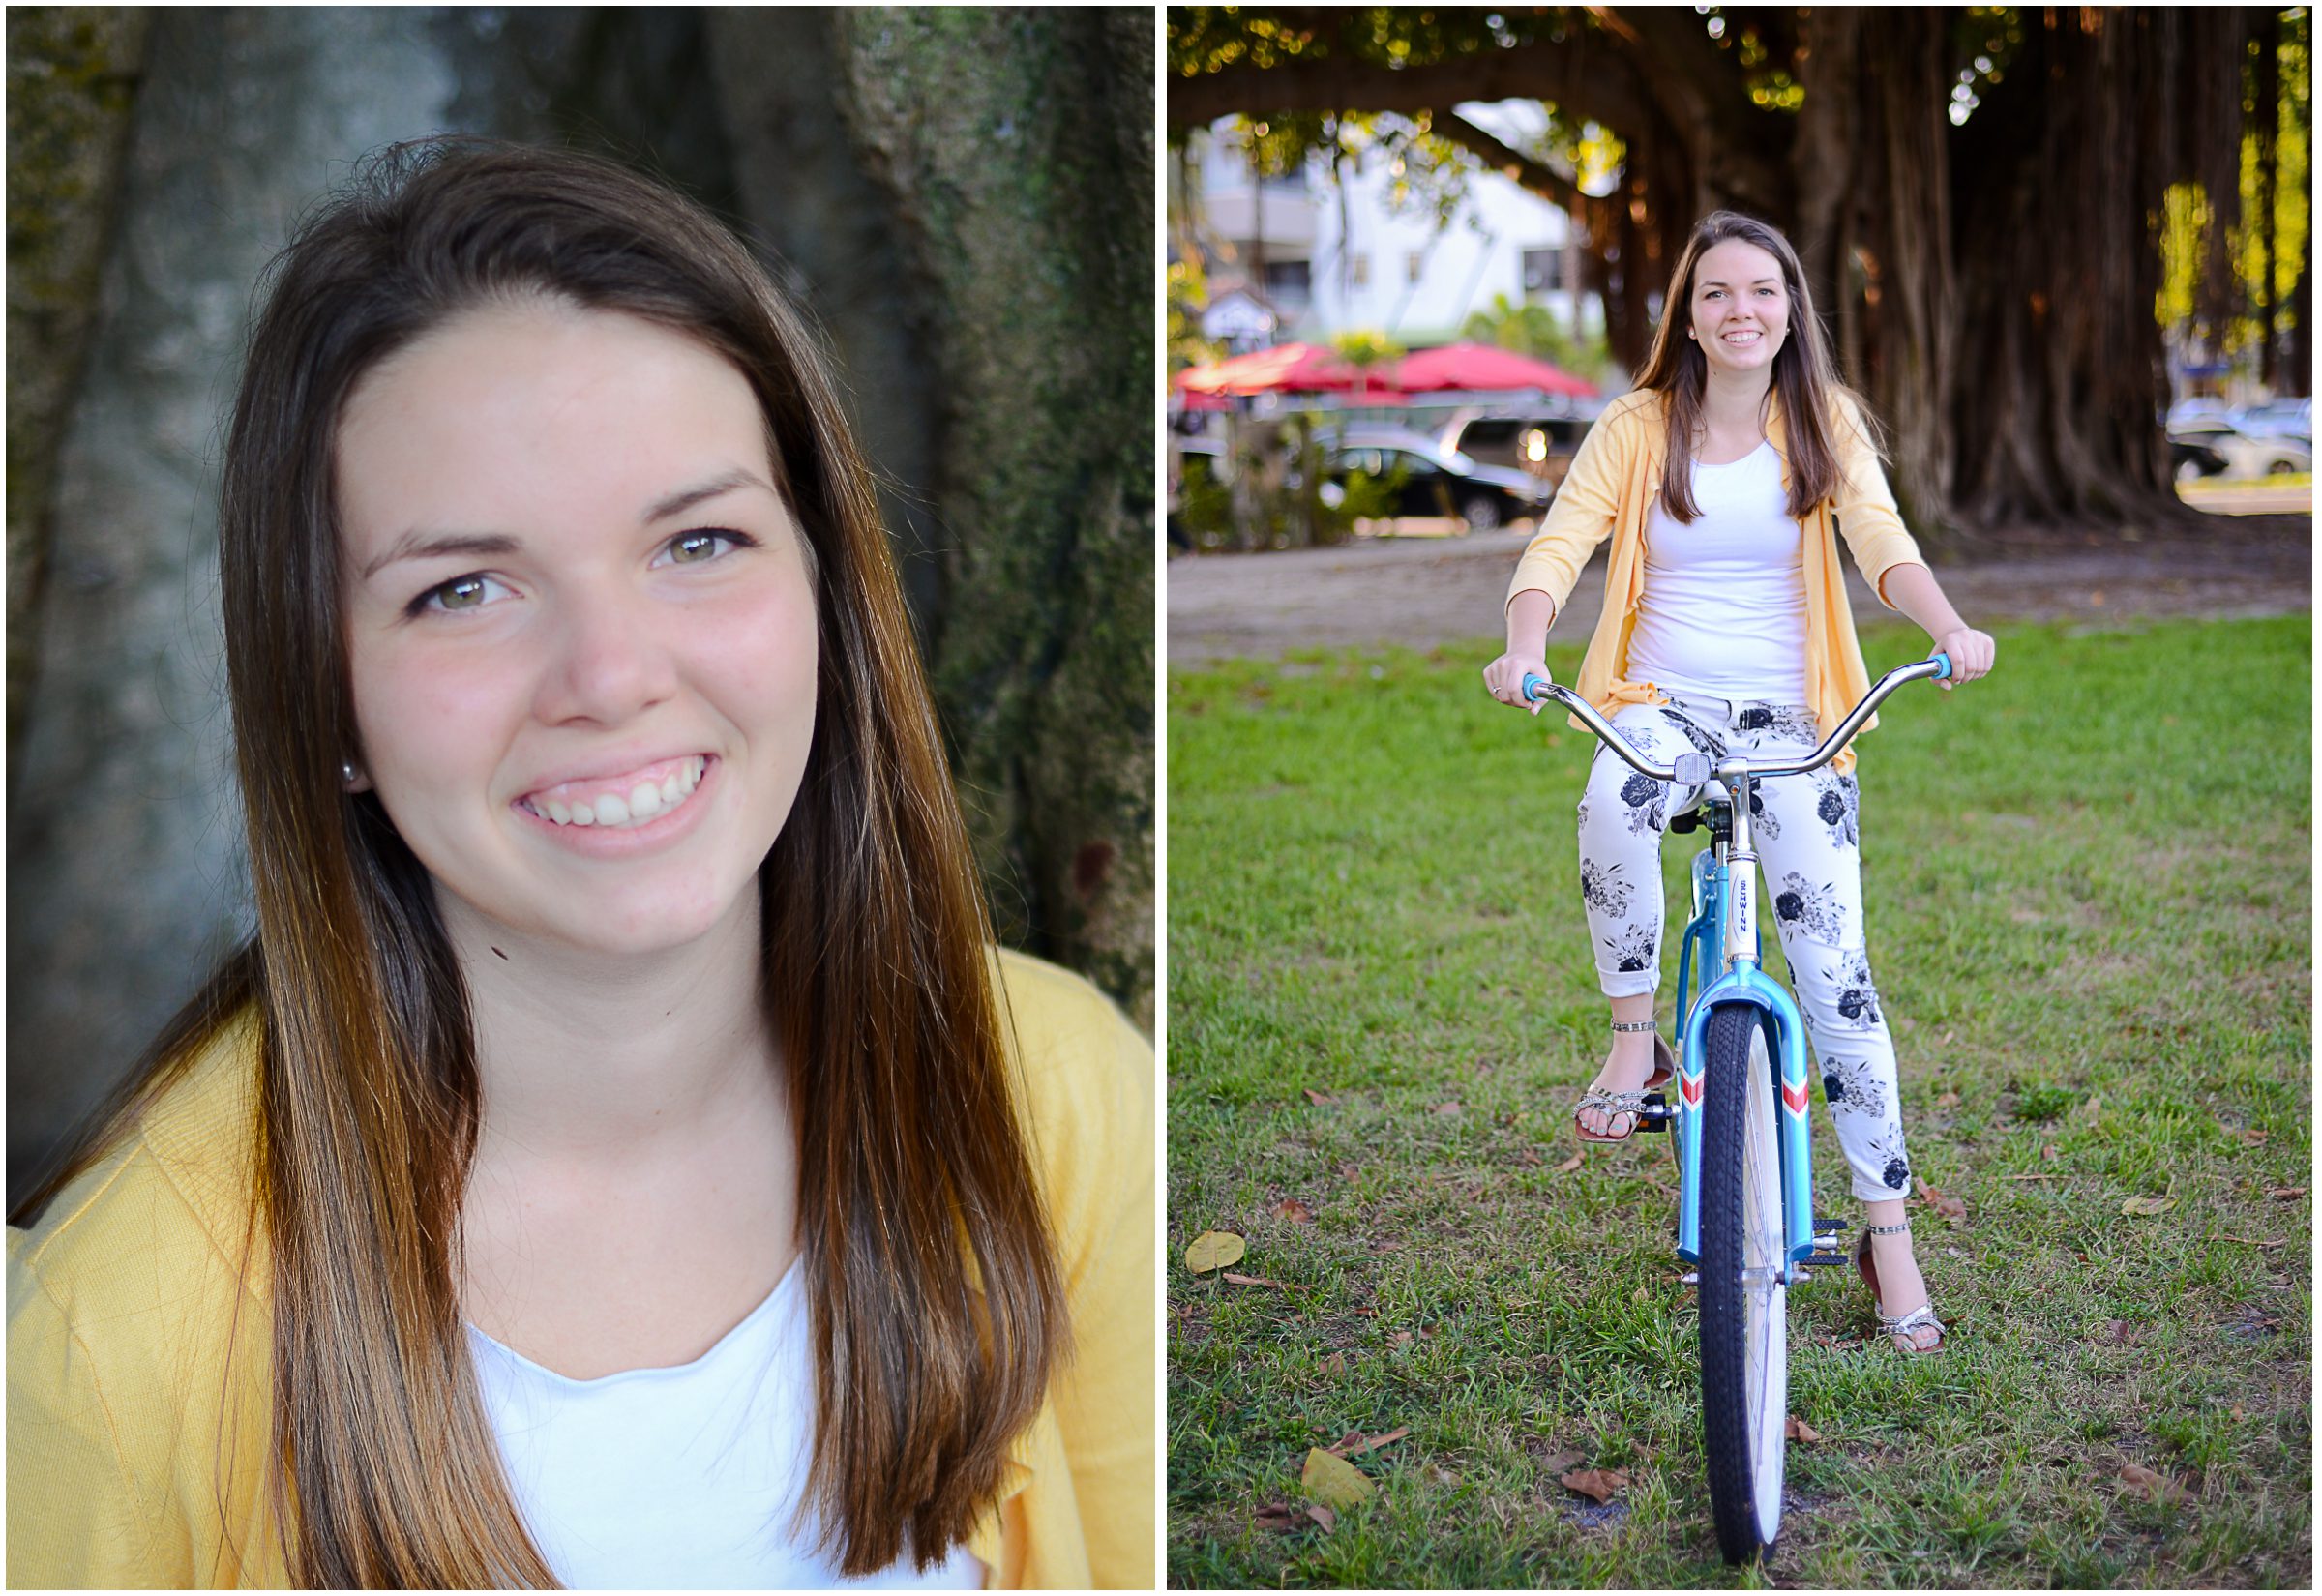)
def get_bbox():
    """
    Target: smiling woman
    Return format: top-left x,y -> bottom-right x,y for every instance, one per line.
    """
6,139 -> 1152,1589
